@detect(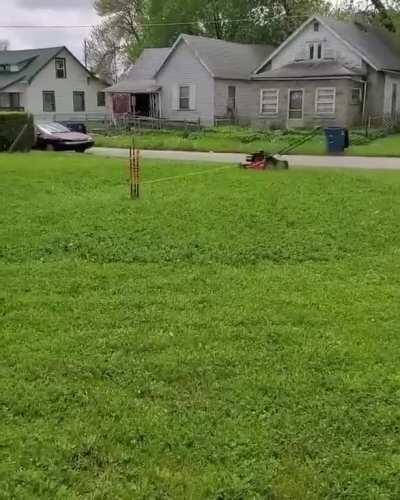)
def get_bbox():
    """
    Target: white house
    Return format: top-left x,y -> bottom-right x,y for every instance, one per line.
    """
0,46 -> 107,120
